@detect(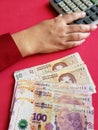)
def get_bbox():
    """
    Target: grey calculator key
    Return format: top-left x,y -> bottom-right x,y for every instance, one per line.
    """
54,0 -> 62,3
68,2 -> 76,9
90,14 -> 98,21
79,3 -> 87,10
91,5 -> 98,12
74,19 -> 85,24
72,0 -> 81,4
84,17 -> 93,23
85,1 -> 94,7
81,0 -> 87,2
86,9 -> 94,16
62,5 -> 71,13
75,0 -> 83,5
67,10 -> 73,13
58,1 -> 65,7
96,9 -> 98,15
63,0 -> 71,4
73,7 -> 81,11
